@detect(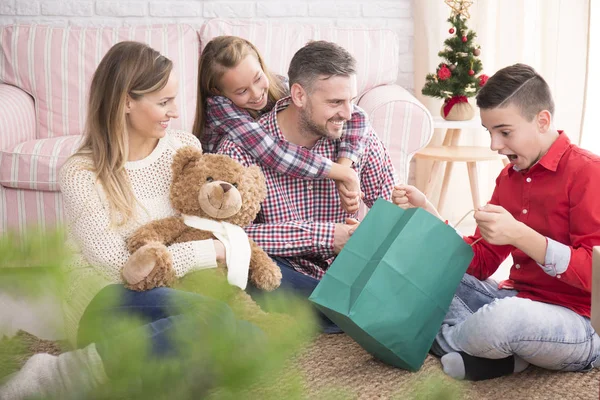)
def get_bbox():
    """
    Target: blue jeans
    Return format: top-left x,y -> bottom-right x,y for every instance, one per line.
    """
246,257 -> 342,334
78,285 -> 263,374
431,273 -> 600,372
